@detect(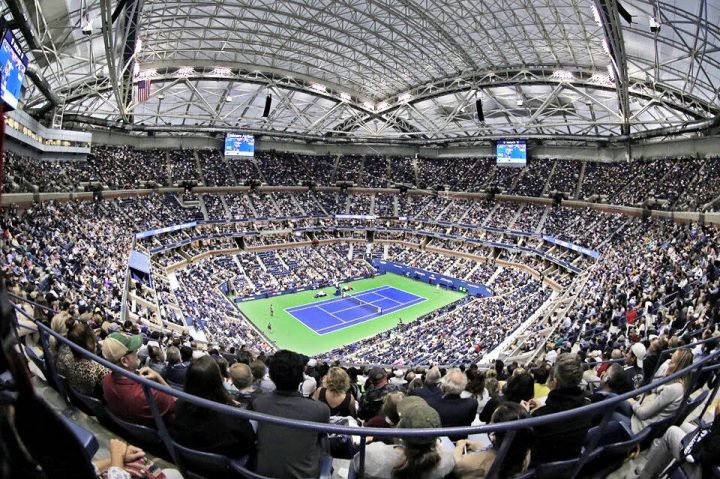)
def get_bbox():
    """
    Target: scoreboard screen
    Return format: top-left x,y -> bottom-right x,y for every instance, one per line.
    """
224,133 -> 255,158
496,140 -> 527,167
